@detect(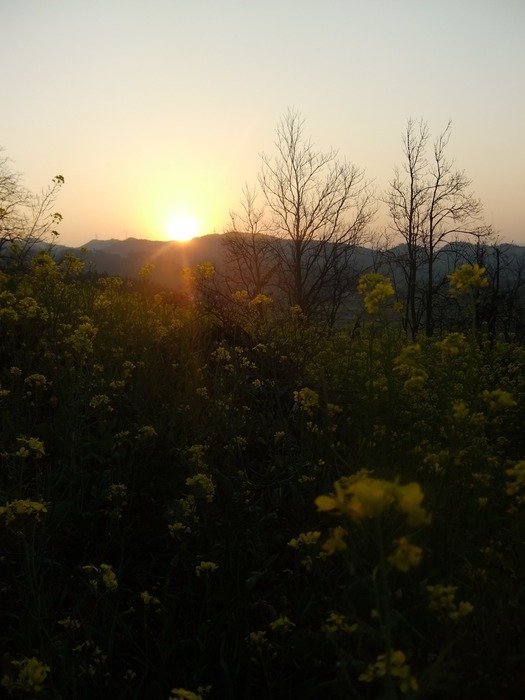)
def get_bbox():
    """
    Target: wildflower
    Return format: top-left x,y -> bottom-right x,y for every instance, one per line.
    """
15,436 -> 45,459
427,584 -> 474,621
322,612 -> 357,636
357,273 -> 395,314
269,616 -> 295,633
449,263 -> 489,296
359,650 -> 418,694
293,387 -> 319,416
452,400 -> 469,421
439,332 -> 467,356
58,617 -> 81,630
169,689 -> 203,700
211,345 -> 232,364
249,293 -> 272,307
107,483 -> 127,501
247,630 -> 268,647
82,563 -> 118,591
403,373 -> 427,391
322,526 -> 348,555
315,474 -> 430,526
288,531 -> 321,549
387,536 -> 423,572
168,521 -> 191,537
140,590 -> 161,607
195,561 -> 218,577
0,499 -> 48,524
482,389 -> 517,412
505,460 -> 525,501
137,424 -> 158,439
24,374 -> 47,389
1,656 -> 50,694
187,444 -> 207,469
139,263 -> 154,281
89,394 -> 112,410
66,321 -> 98,355
100,563 -> 118,590
186,473 -> 215,503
